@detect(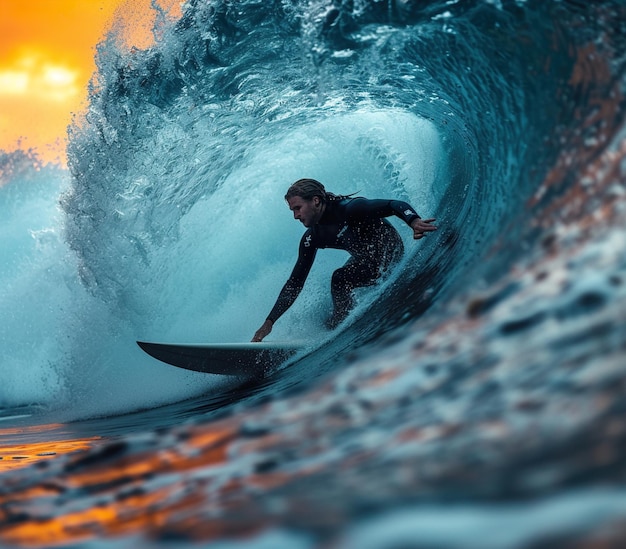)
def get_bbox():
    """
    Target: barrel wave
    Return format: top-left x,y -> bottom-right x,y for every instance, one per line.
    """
1,0 -> 626,547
